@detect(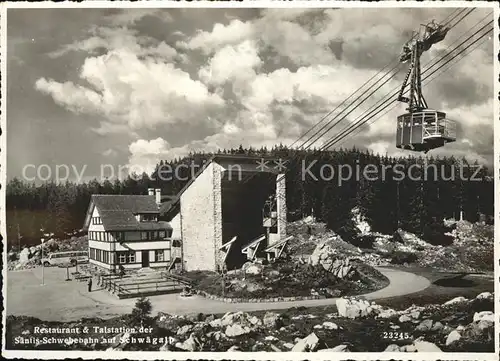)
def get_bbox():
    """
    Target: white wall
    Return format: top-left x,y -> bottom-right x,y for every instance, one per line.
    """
88,206 -> 105,232
170,213 -> 182,240
181,162 -> 222,271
